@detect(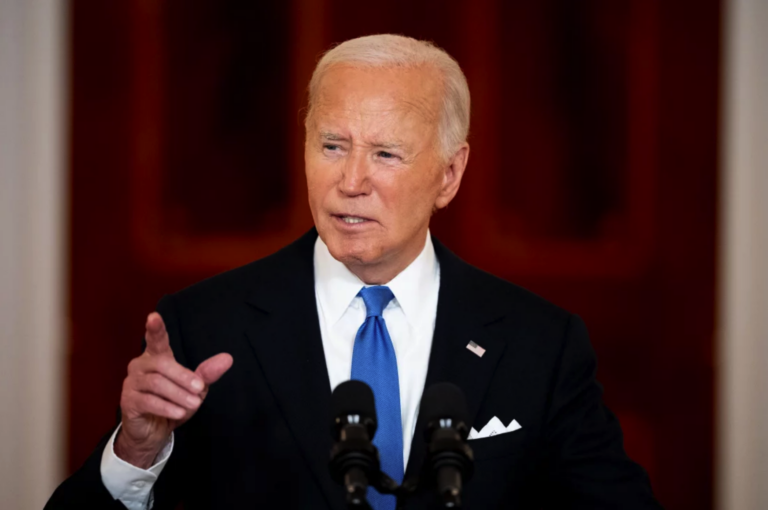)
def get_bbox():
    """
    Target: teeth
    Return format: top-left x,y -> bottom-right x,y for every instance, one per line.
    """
342,216 -> 366,224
